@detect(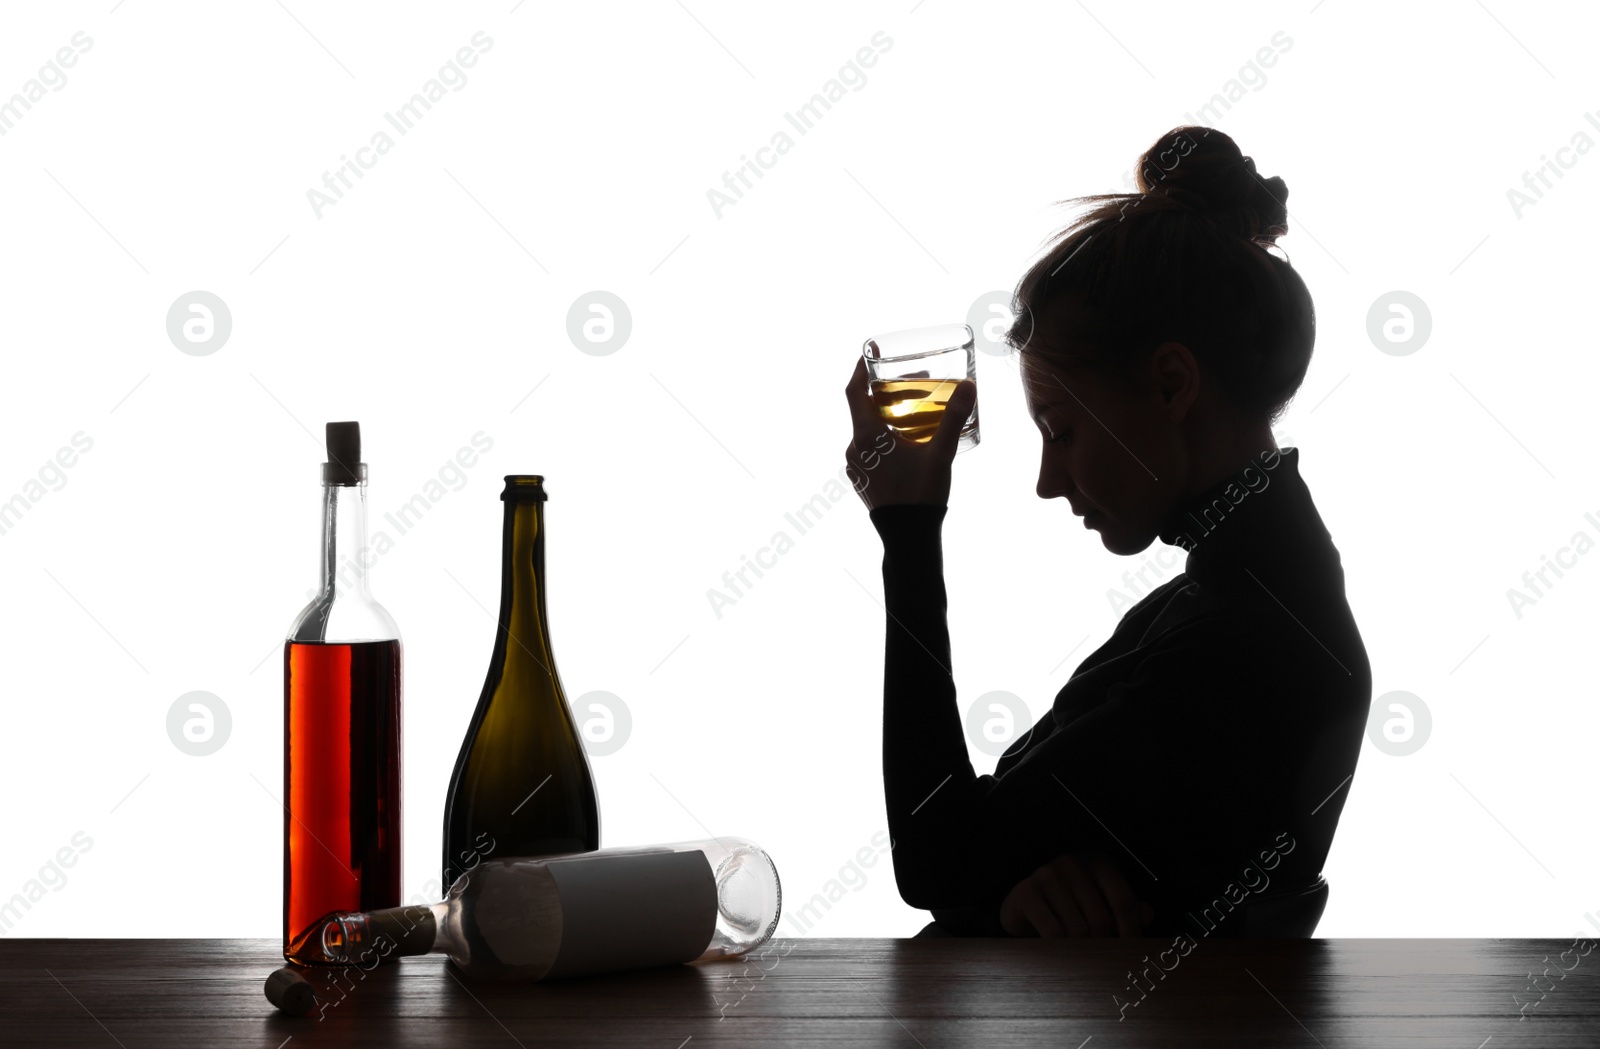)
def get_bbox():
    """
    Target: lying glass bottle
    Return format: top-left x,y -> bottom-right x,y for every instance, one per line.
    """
313,836 -> 781,981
